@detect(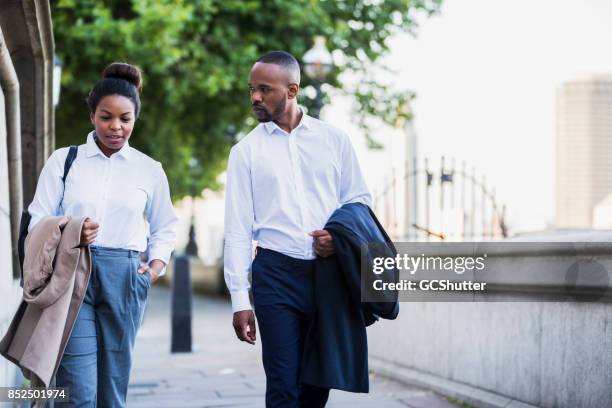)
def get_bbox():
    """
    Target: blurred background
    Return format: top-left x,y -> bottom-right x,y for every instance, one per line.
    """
1,1 -> 611,407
